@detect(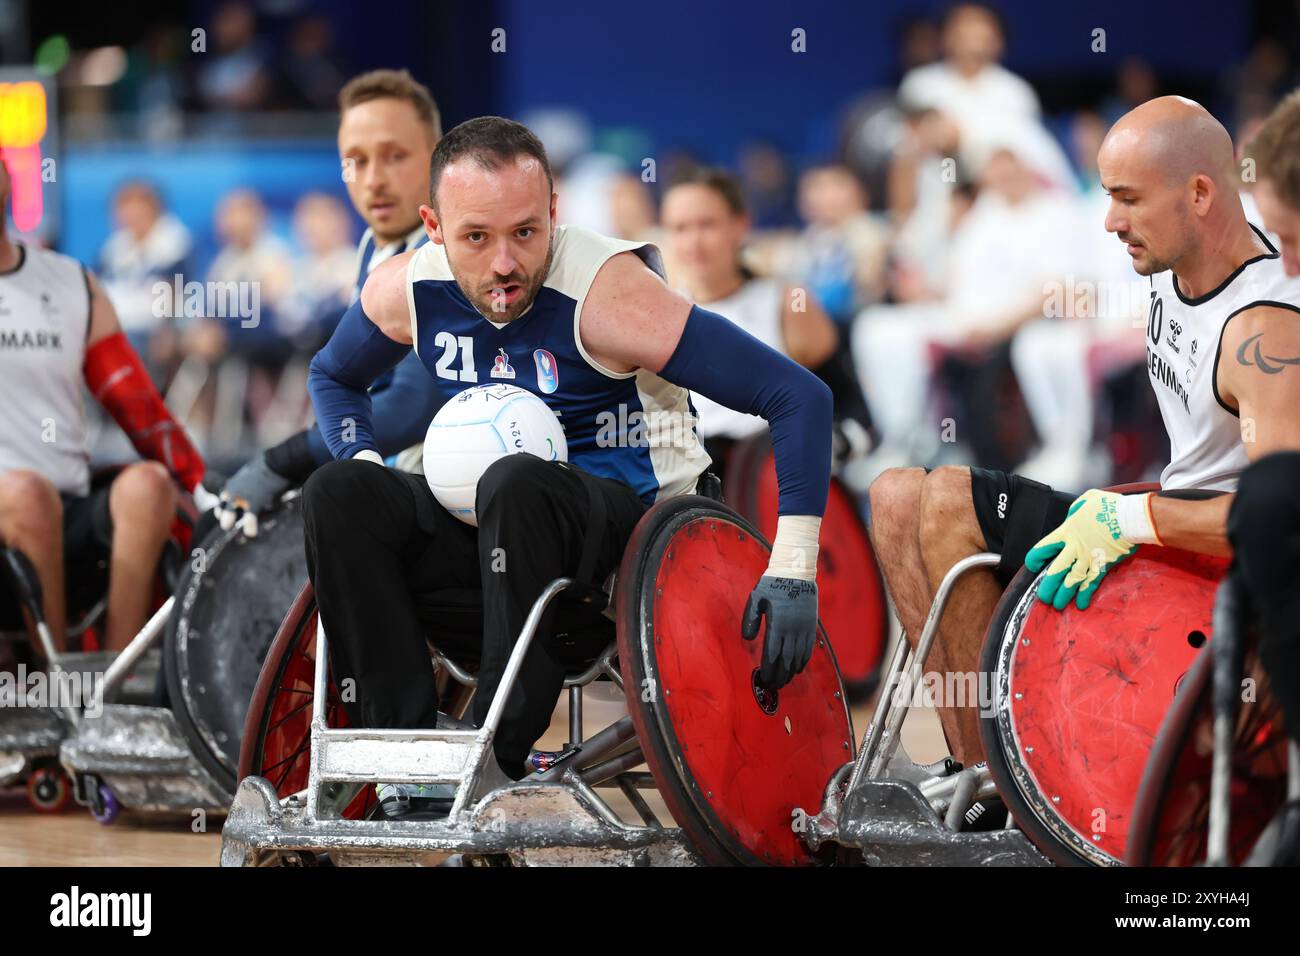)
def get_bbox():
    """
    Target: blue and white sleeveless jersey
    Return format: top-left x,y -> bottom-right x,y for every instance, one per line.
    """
404,225 -> 709,503
354,223 -> 428,299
